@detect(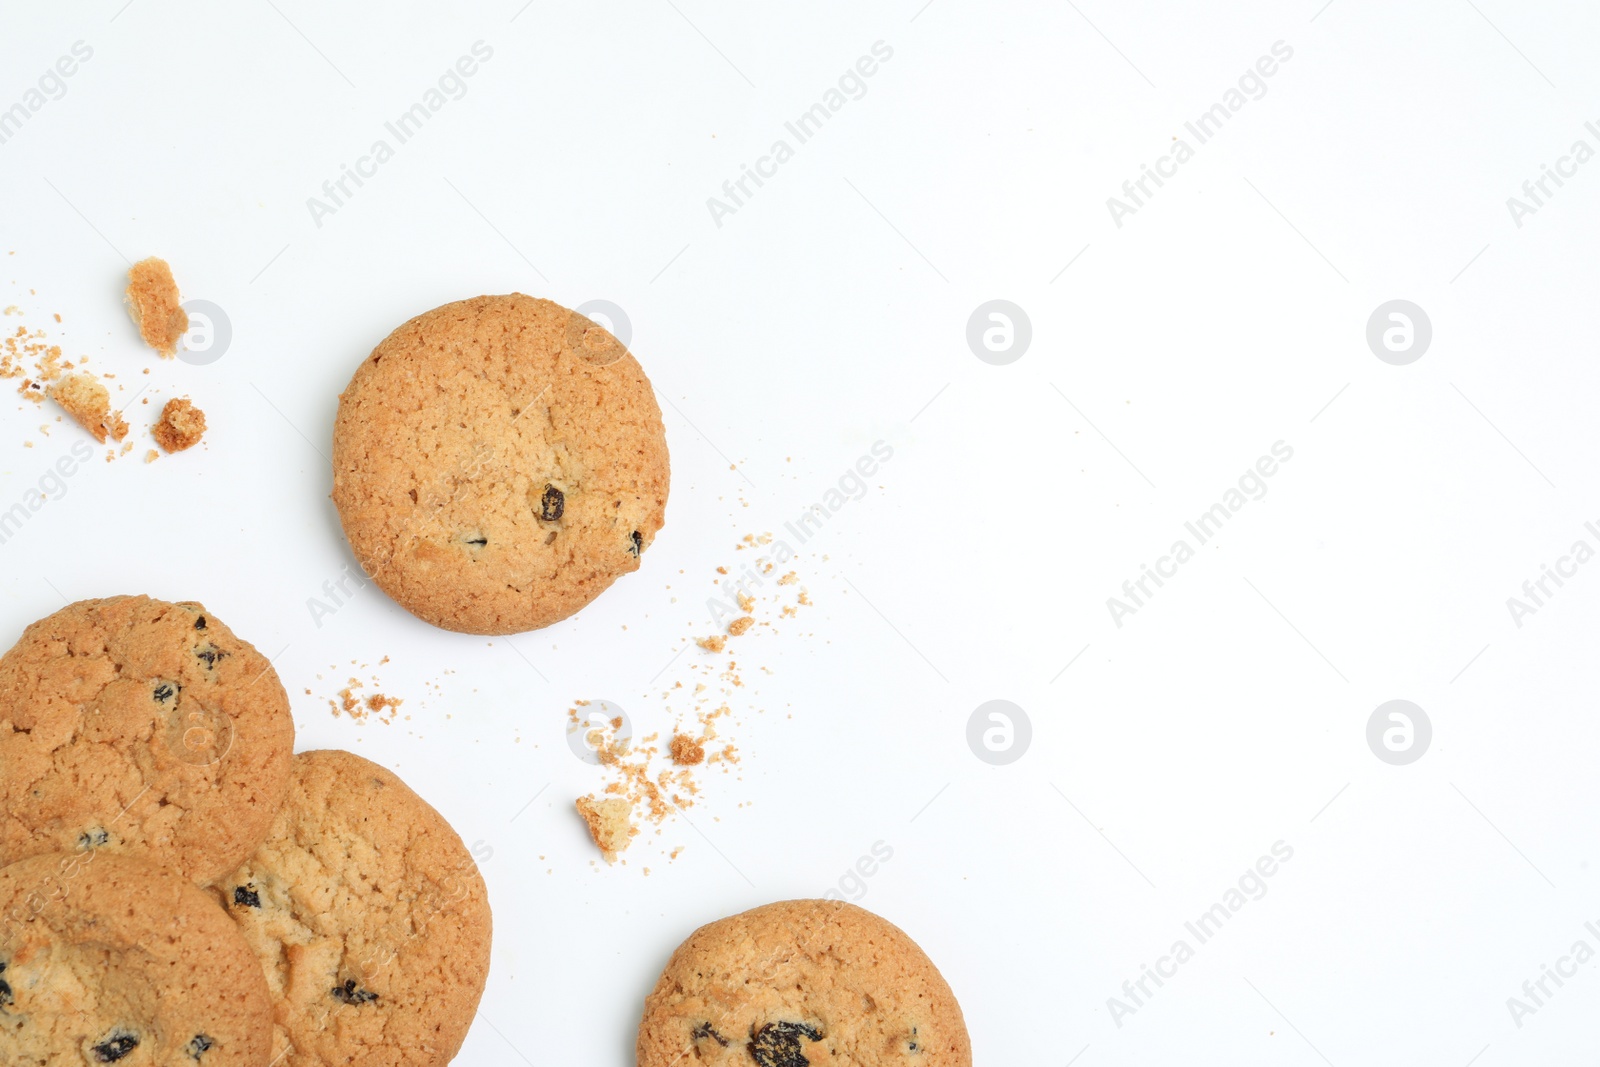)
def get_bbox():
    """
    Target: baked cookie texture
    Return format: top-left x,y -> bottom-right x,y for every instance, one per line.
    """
0,851 -> 274,1066
124,257 -> 188,358
49,373 -> 127,444
638,900 -> 971,1067
0,595 -> 295,886
214,749 -> 492,1067
331,293 -> 670,635
152,397 -> 206,453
